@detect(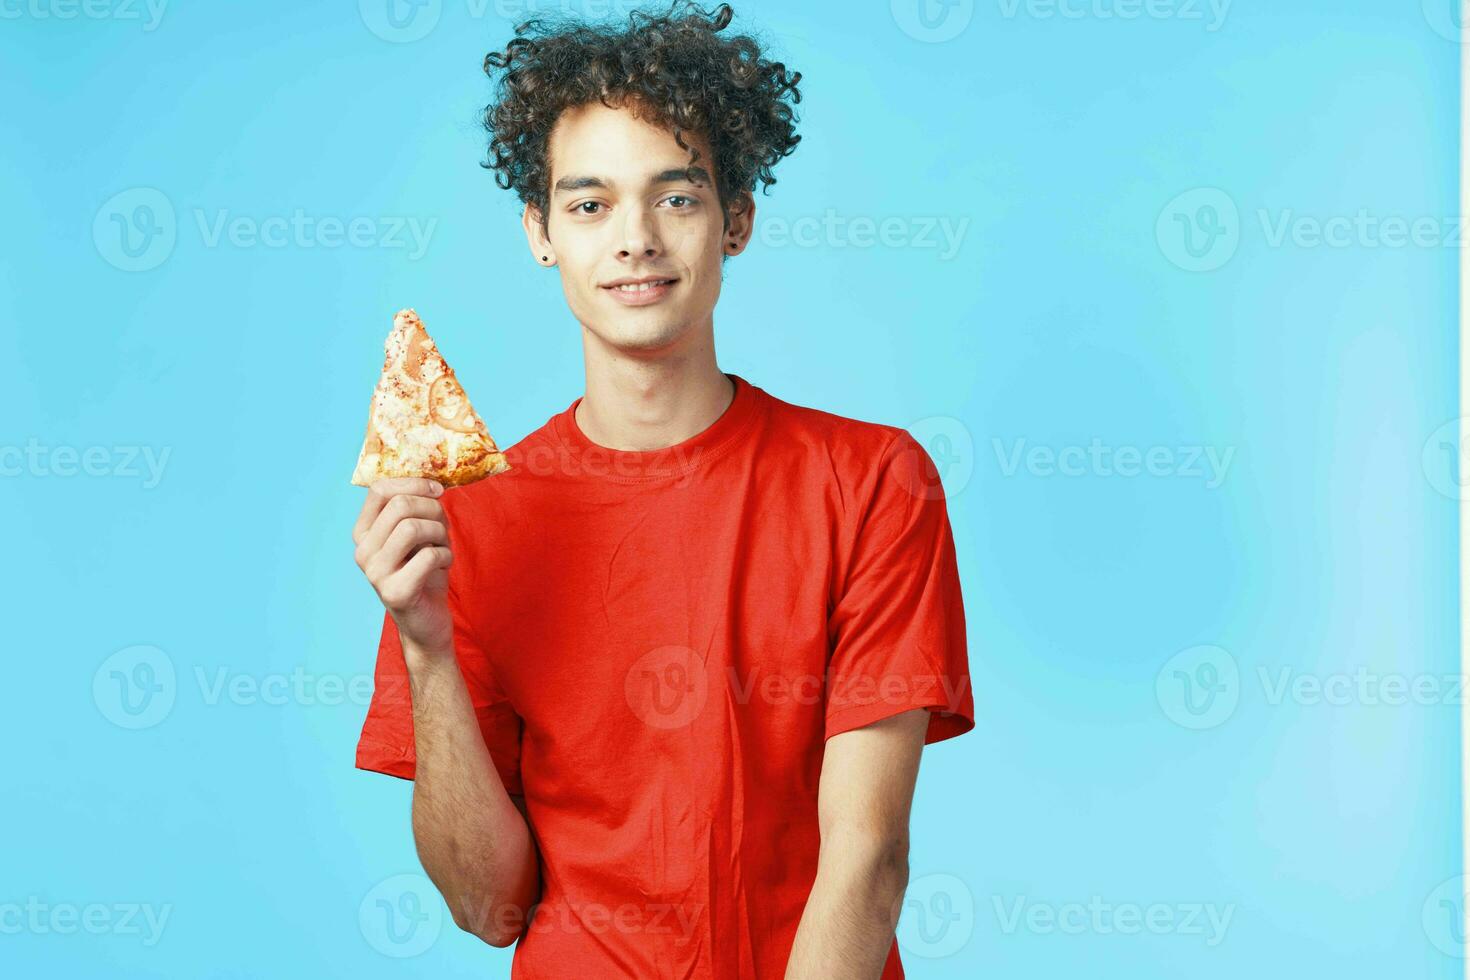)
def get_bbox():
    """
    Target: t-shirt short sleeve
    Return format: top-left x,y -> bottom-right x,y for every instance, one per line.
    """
354,497 -> 524,795
824,430 -> 976,744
